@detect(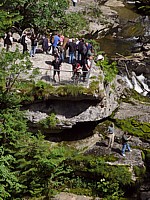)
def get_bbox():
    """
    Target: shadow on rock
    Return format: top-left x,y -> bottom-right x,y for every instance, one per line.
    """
41,75 -> 52,82
96,141 -> 107,147
111,147 -> 121,154
45,60 -> 52,65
